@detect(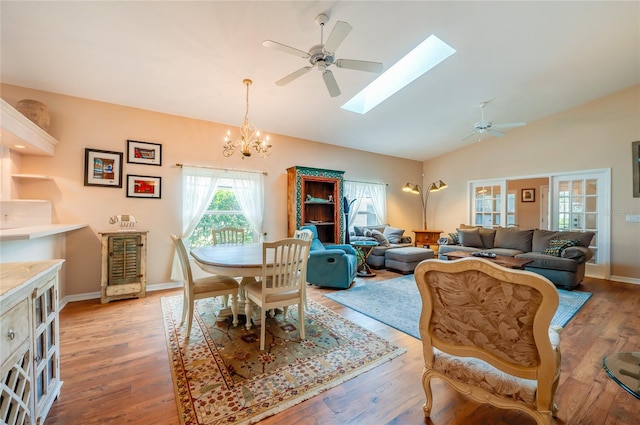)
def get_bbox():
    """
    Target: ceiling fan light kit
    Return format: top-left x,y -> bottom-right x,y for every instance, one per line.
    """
461,101 -> 527,142
222,79 -> 272,159
263,13 -> 383,97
